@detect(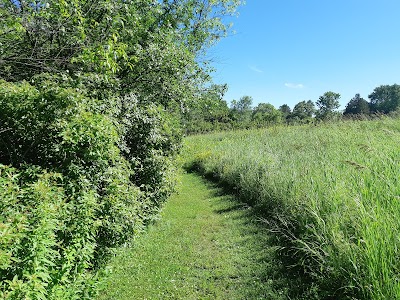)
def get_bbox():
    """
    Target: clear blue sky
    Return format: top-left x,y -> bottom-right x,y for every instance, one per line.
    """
210,0 -> 400,110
